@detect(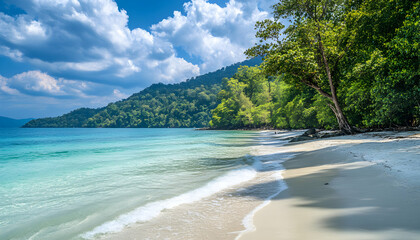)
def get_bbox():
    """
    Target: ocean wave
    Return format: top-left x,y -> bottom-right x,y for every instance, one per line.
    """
235,132 -> 296,239
81,162 -> 258,239
235,161 -> 289,239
